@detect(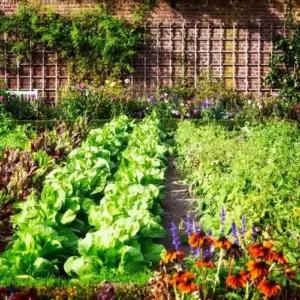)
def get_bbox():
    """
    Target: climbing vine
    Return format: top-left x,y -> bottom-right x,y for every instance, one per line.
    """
0,4 -> 146,85
265,0 -> 300,102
